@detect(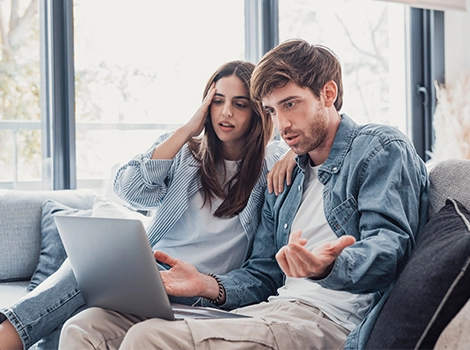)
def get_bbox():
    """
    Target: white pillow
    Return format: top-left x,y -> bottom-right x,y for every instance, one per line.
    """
91,196 -> 152,228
